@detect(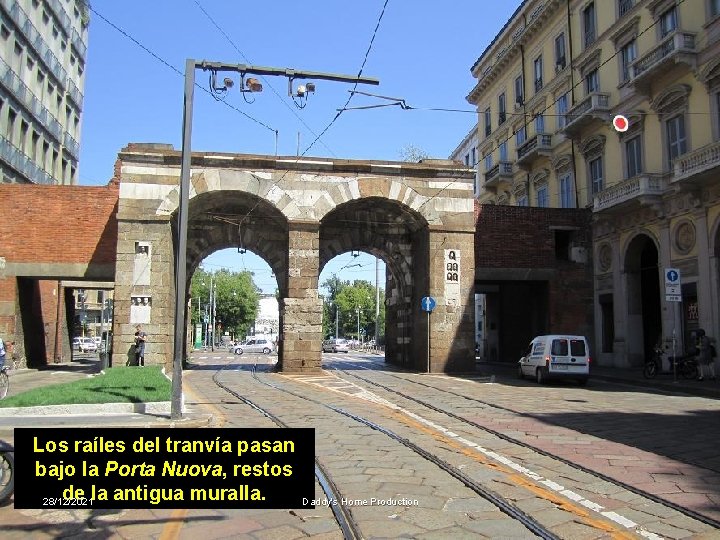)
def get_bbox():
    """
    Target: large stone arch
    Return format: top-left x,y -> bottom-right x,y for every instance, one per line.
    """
112,145 -> 475,373
319,197 -> 430,368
